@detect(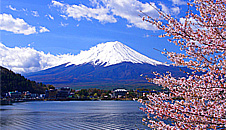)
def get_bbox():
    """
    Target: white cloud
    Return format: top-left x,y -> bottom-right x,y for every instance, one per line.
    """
171,7 -> 180,15
159,3 -> 180,16
60,14 -> 68,20
60,22 -> 68,27
0,43 -> 75,73
52,0 -> 160,30
22,8 -> 28,12
52,0 -> 64,7
39,26 -> 50,33
0,13 -> 37,35
31,11 -> 39,17
103,0 -> 159,30
7,5 -> 17,11
52,0 -> 117,23
0,13 -> 50,35
159,3 -> 169,14
47,14 -> 54,20
170,0 -> 186,5
126,24 -> 133,28
143,34 -> 158,38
